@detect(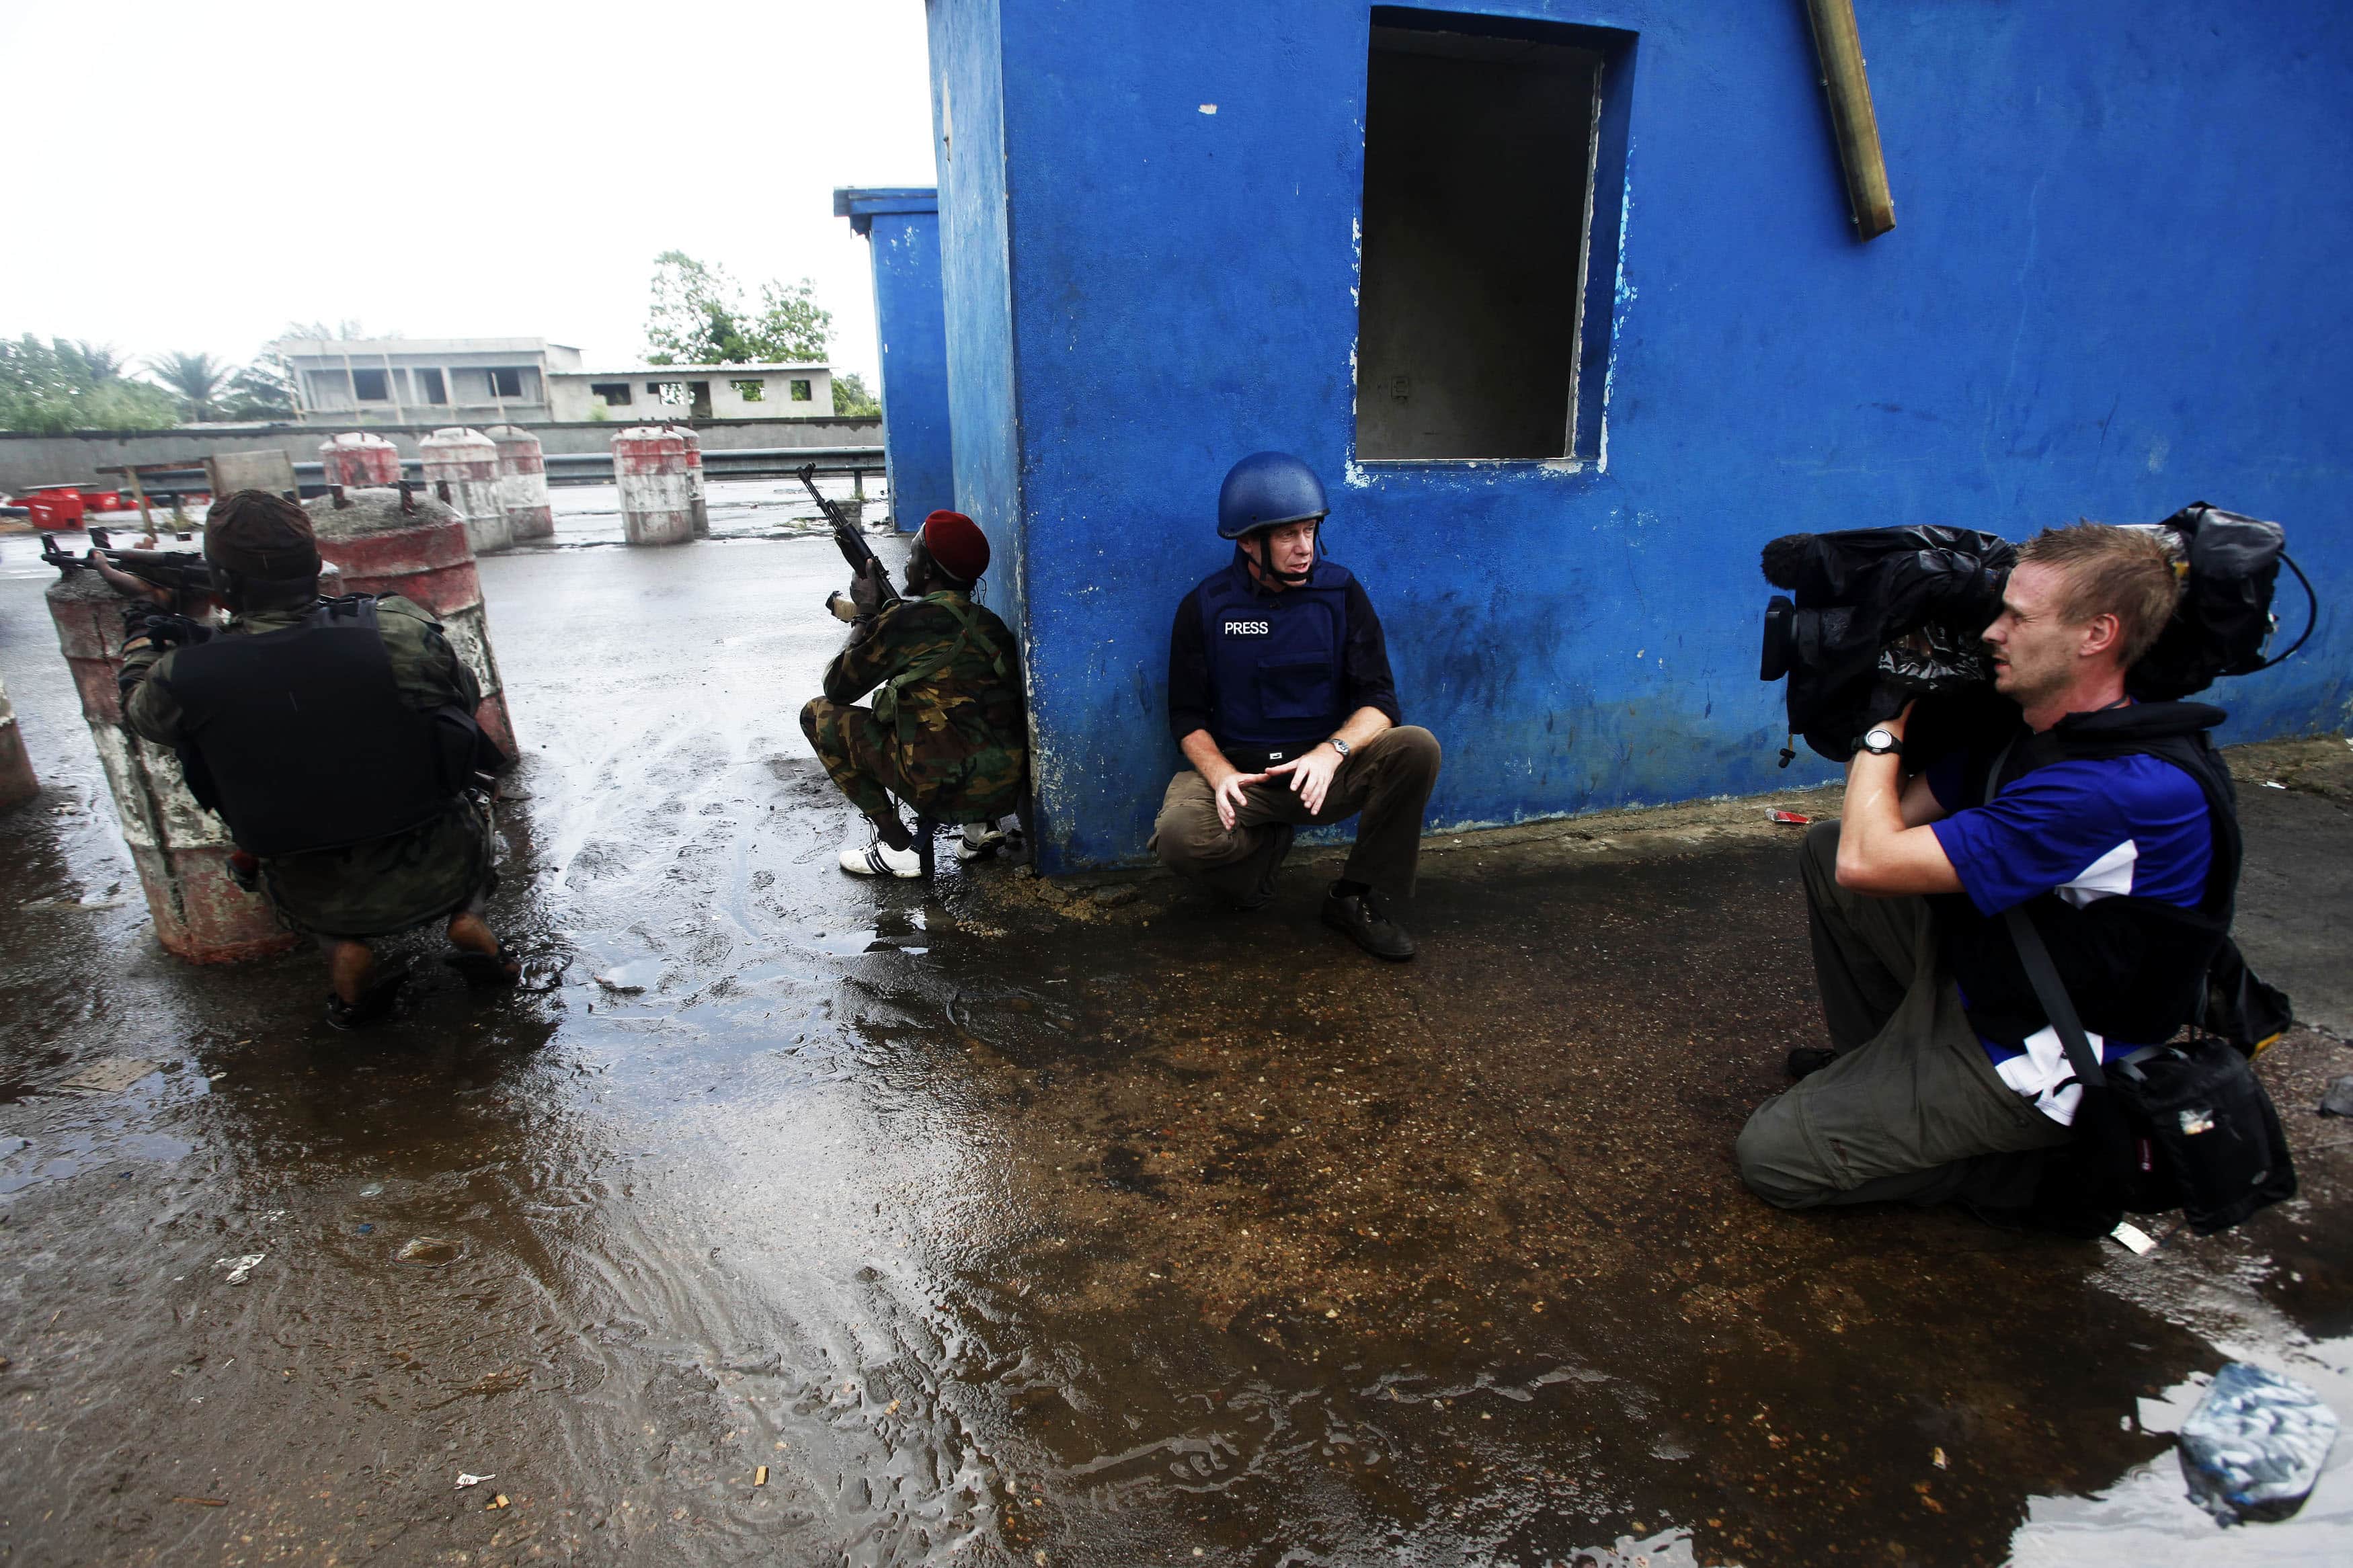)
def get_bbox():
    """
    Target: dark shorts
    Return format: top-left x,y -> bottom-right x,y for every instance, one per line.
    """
268,795 -> 497,942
